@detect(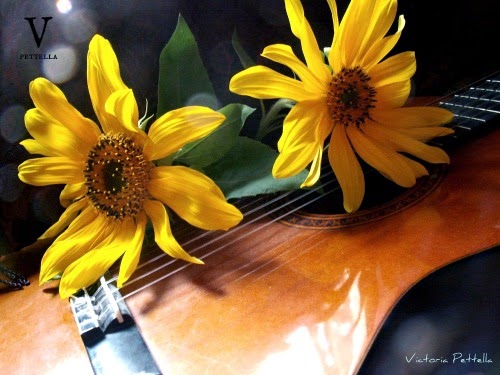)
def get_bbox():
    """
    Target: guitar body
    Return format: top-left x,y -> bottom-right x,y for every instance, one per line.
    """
1,120 -> 498,373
